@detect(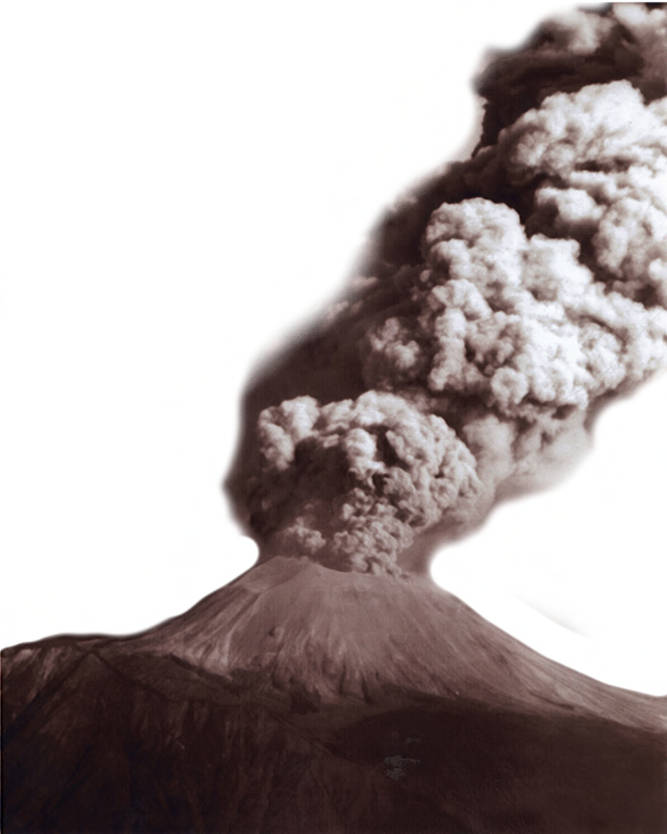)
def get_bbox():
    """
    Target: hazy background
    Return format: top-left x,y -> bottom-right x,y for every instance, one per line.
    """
2,0 -> 665,694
